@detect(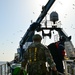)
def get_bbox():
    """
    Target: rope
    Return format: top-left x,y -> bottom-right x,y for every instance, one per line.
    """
57,71 -> 64,75
58,71 -> 71,75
